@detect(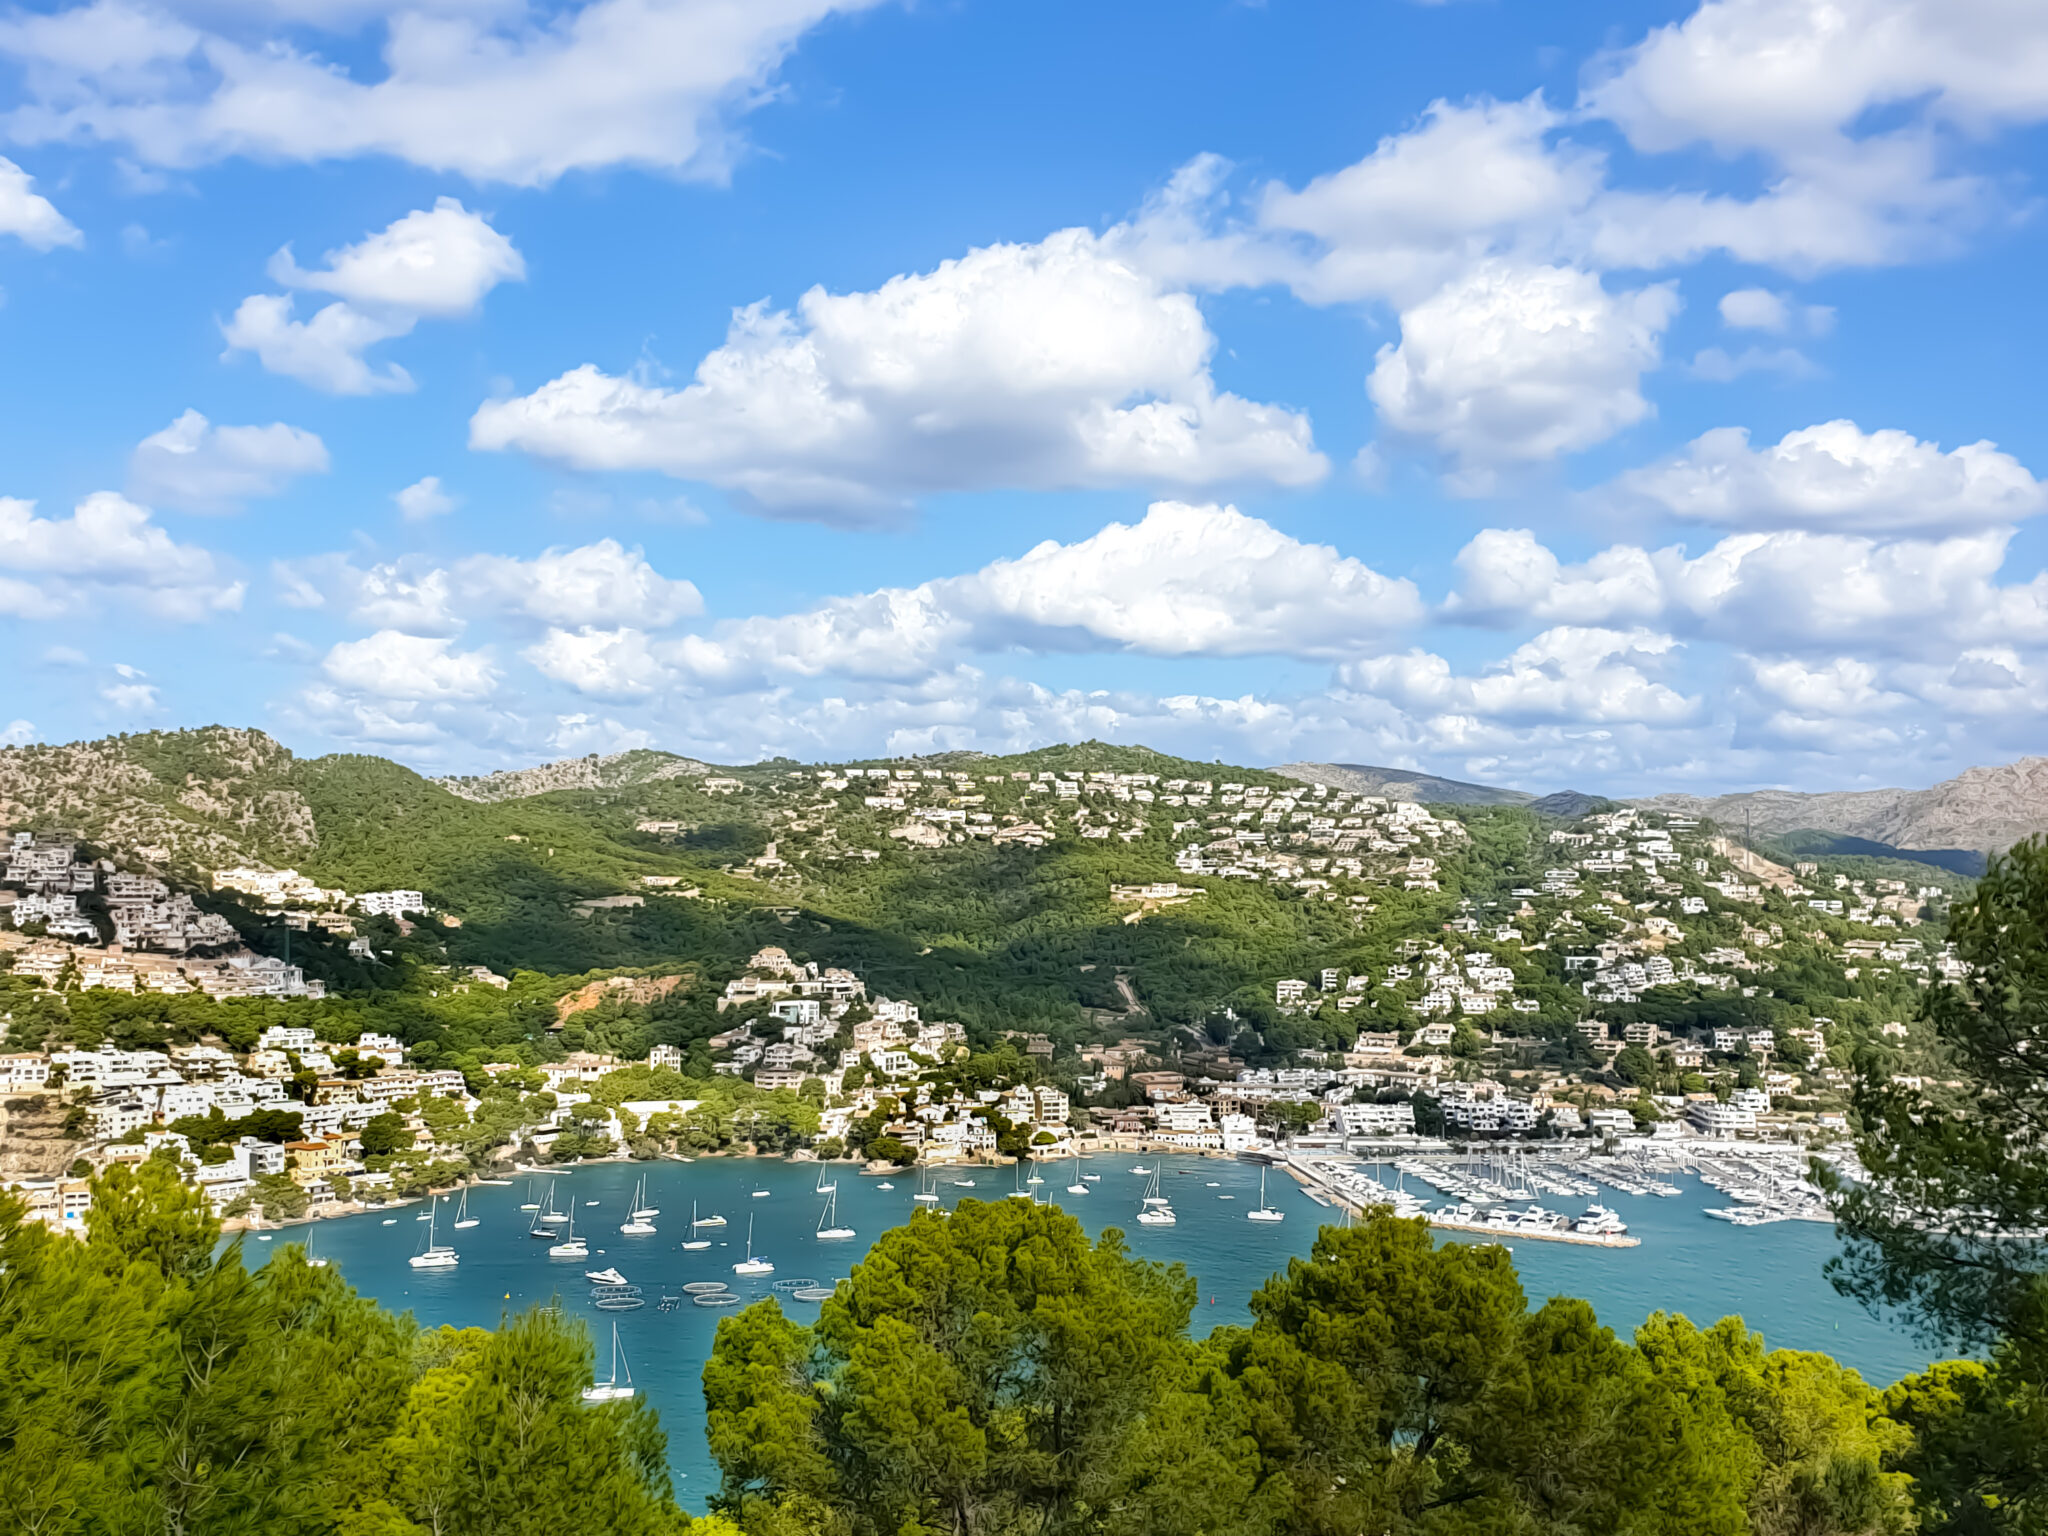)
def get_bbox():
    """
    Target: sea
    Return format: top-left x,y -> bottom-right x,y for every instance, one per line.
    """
242,1154 -> 1939,1507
